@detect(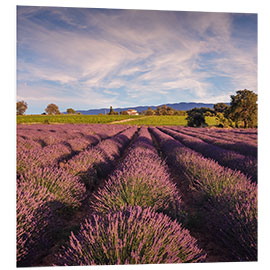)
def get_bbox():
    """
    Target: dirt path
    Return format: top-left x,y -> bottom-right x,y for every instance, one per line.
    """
109,116 -> 148,124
